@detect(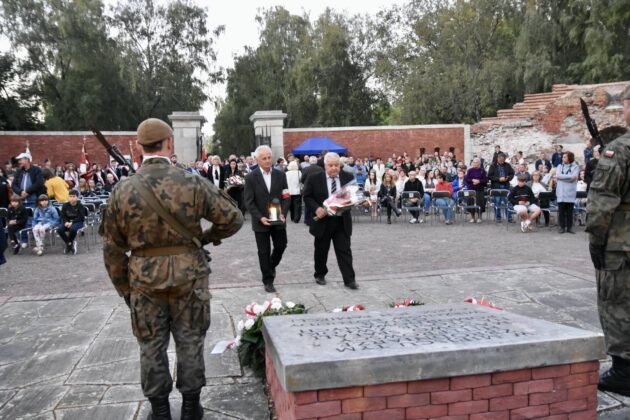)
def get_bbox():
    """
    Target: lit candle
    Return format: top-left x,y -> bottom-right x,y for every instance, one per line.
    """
269,207 -> 277,221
